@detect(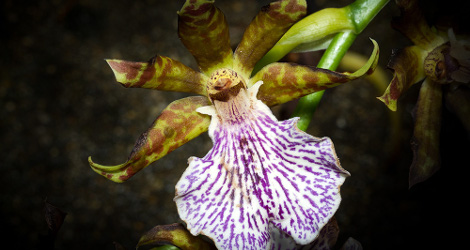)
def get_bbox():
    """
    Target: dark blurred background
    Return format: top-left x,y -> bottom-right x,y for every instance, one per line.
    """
1,0 -> 468,249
